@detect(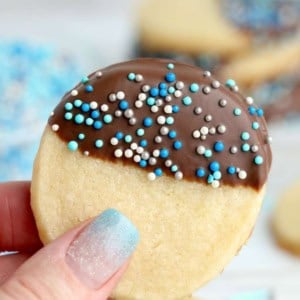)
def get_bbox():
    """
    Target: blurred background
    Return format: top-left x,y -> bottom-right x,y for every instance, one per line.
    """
0,0 -> 300,299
